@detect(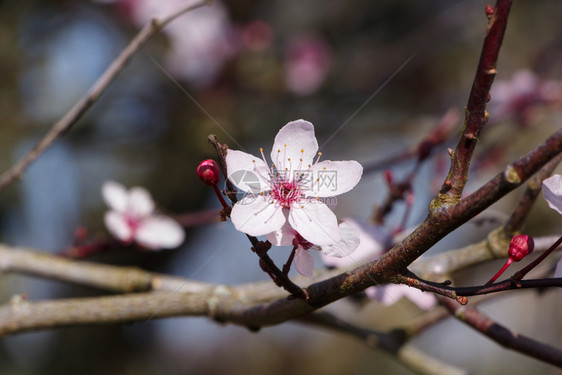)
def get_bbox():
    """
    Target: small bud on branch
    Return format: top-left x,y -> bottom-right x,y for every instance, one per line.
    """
485,234 -> 534,285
